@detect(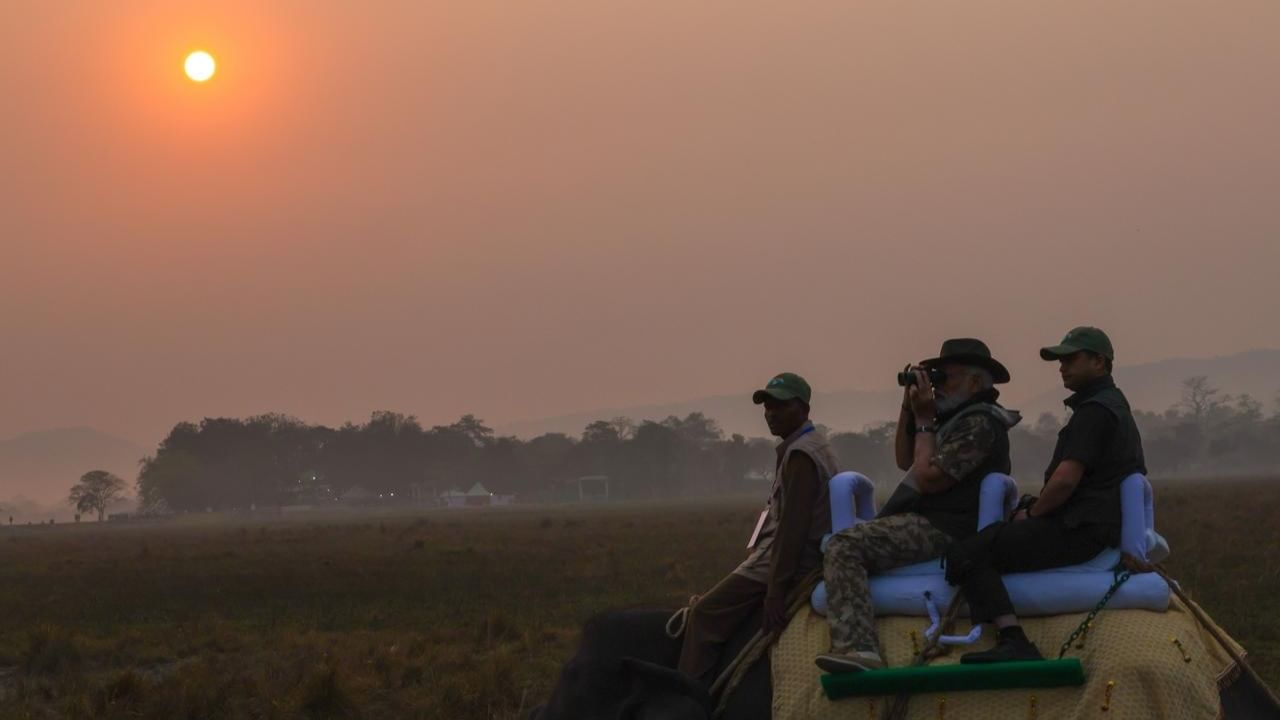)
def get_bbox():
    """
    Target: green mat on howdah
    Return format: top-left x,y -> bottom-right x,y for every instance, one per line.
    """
820,659 -> 1085,699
